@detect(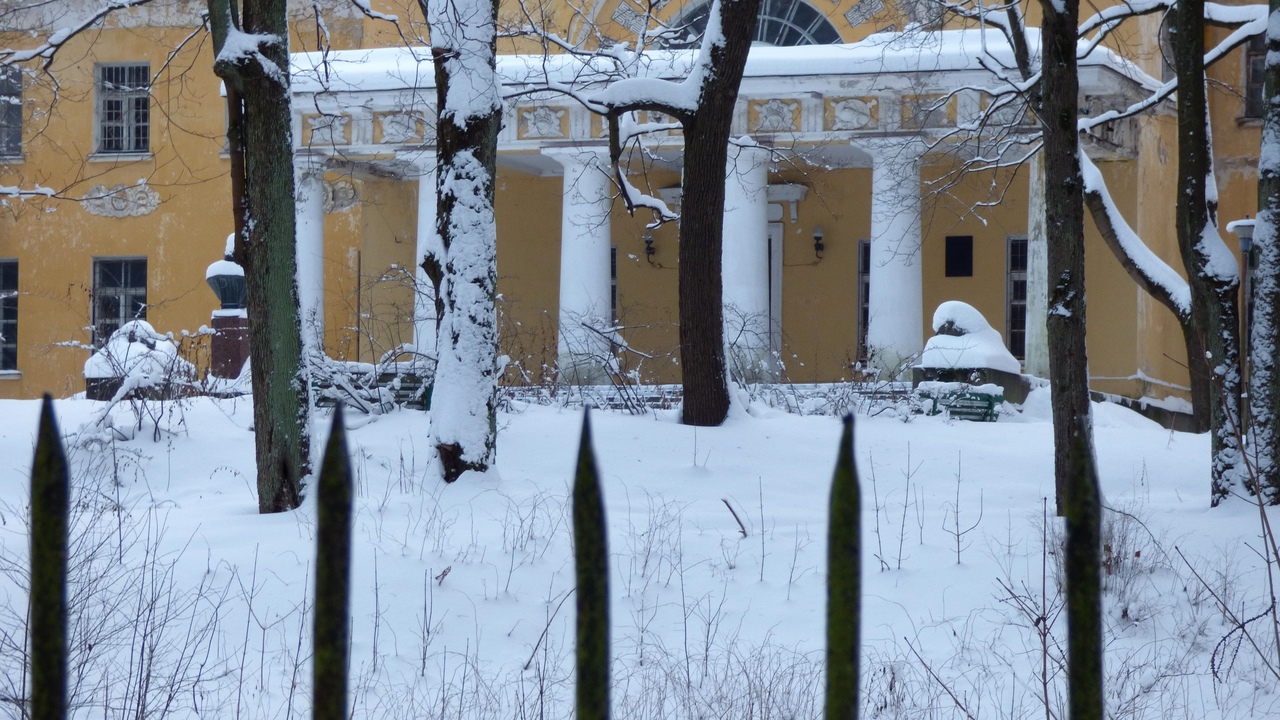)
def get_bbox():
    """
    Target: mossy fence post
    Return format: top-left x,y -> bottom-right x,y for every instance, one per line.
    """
314,407 -> 353,720
30,394 -> 69,720
574,409 -> 610,720
826,414 -> 861,720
